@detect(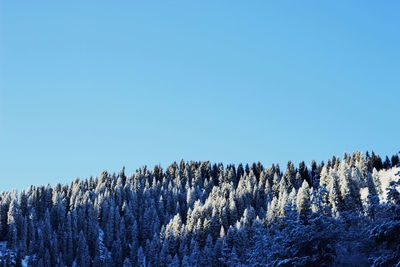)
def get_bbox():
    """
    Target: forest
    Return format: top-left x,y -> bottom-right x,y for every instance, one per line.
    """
0,151 -> 399,266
